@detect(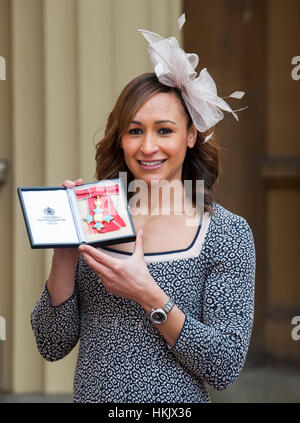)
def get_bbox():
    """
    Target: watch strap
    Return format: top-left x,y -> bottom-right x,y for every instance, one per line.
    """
163,298 -> 174,314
